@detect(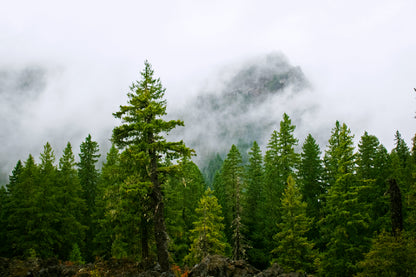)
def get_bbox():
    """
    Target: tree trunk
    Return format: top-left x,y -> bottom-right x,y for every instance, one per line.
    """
141,216 -> 149,262
387,178 -> 403,236
150,153 -> 170,272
